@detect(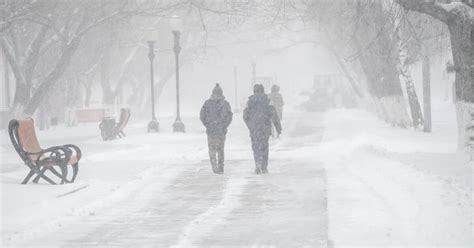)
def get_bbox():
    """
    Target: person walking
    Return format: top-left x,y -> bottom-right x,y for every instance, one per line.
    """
269,84 -> 284,120
200,84 -> 233,174
269,84 -> 284,138
243,84 -> 282,174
